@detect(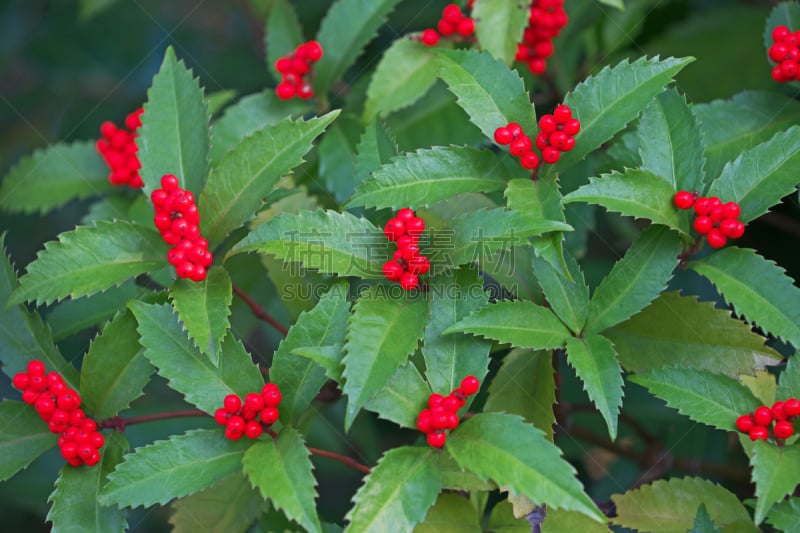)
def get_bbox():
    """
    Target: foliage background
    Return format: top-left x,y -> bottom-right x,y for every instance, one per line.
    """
0,0 -> 798,531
